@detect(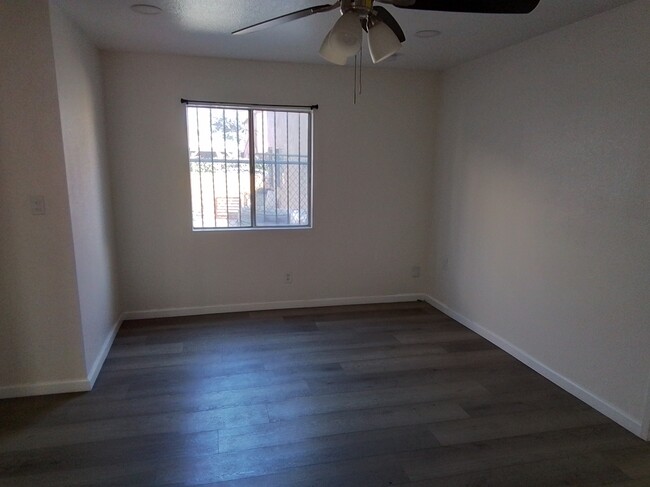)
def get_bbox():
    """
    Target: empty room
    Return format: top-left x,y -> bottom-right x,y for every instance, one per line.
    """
1,0 -> 649,485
